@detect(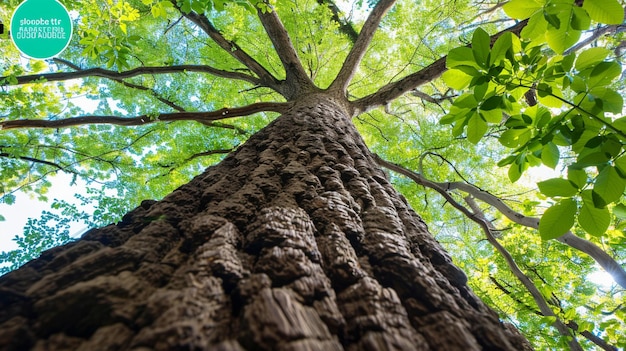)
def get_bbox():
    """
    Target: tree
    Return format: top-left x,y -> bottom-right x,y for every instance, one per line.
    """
0,0 -> 624,349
